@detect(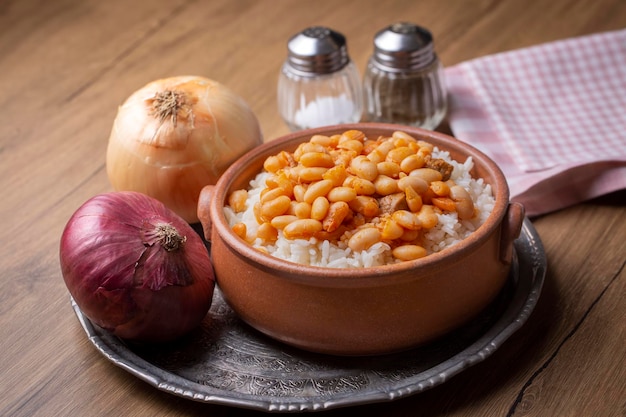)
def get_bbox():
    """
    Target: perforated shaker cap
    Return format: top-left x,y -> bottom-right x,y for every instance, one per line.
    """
372,22 -> 436,72
285,26 -> 350,76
